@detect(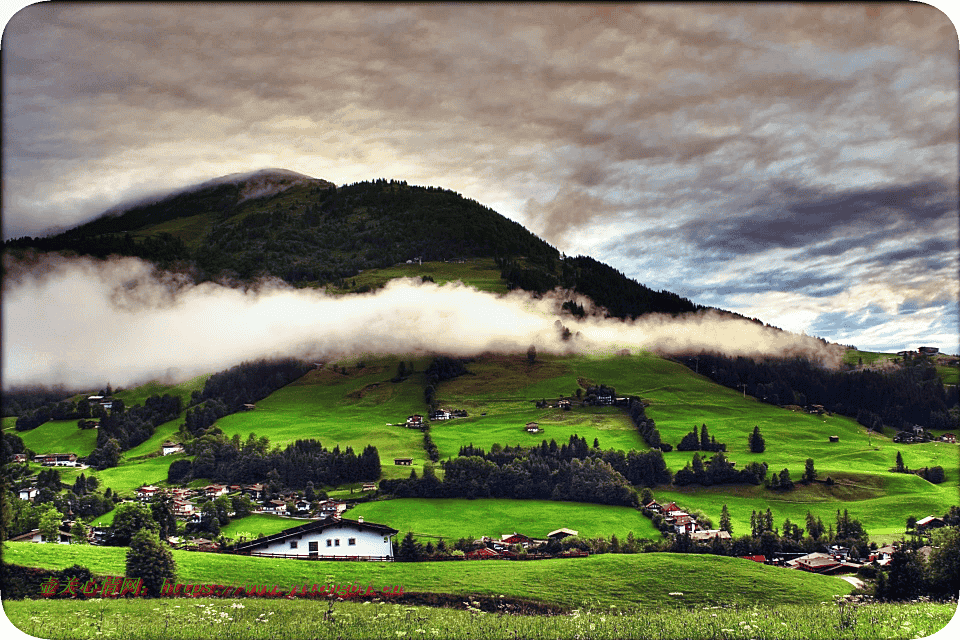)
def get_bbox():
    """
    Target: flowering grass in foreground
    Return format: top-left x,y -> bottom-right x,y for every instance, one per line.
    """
3,597 -> 956,640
